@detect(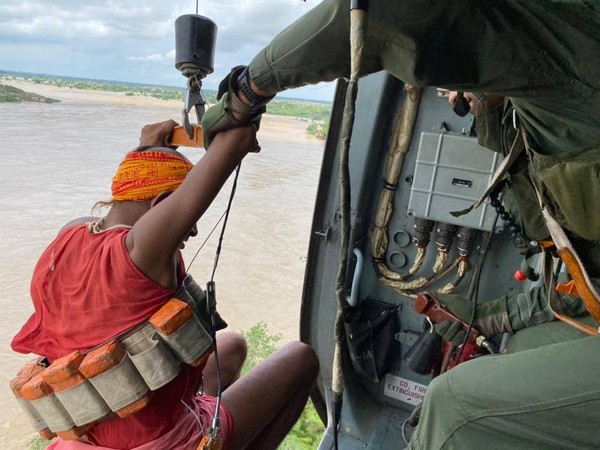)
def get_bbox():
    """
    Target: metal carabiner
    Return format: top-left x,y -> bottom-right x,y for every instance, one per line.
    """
182,75 -> 207,139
